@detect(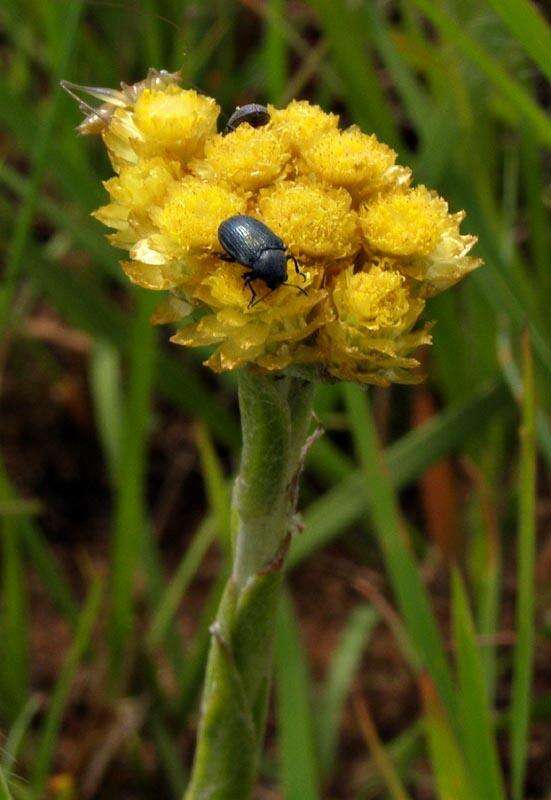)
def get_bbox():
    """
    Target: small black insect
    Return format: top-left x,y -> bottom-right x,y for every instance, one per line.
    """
223,103 -> 270,135
218,215 -> 307,307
